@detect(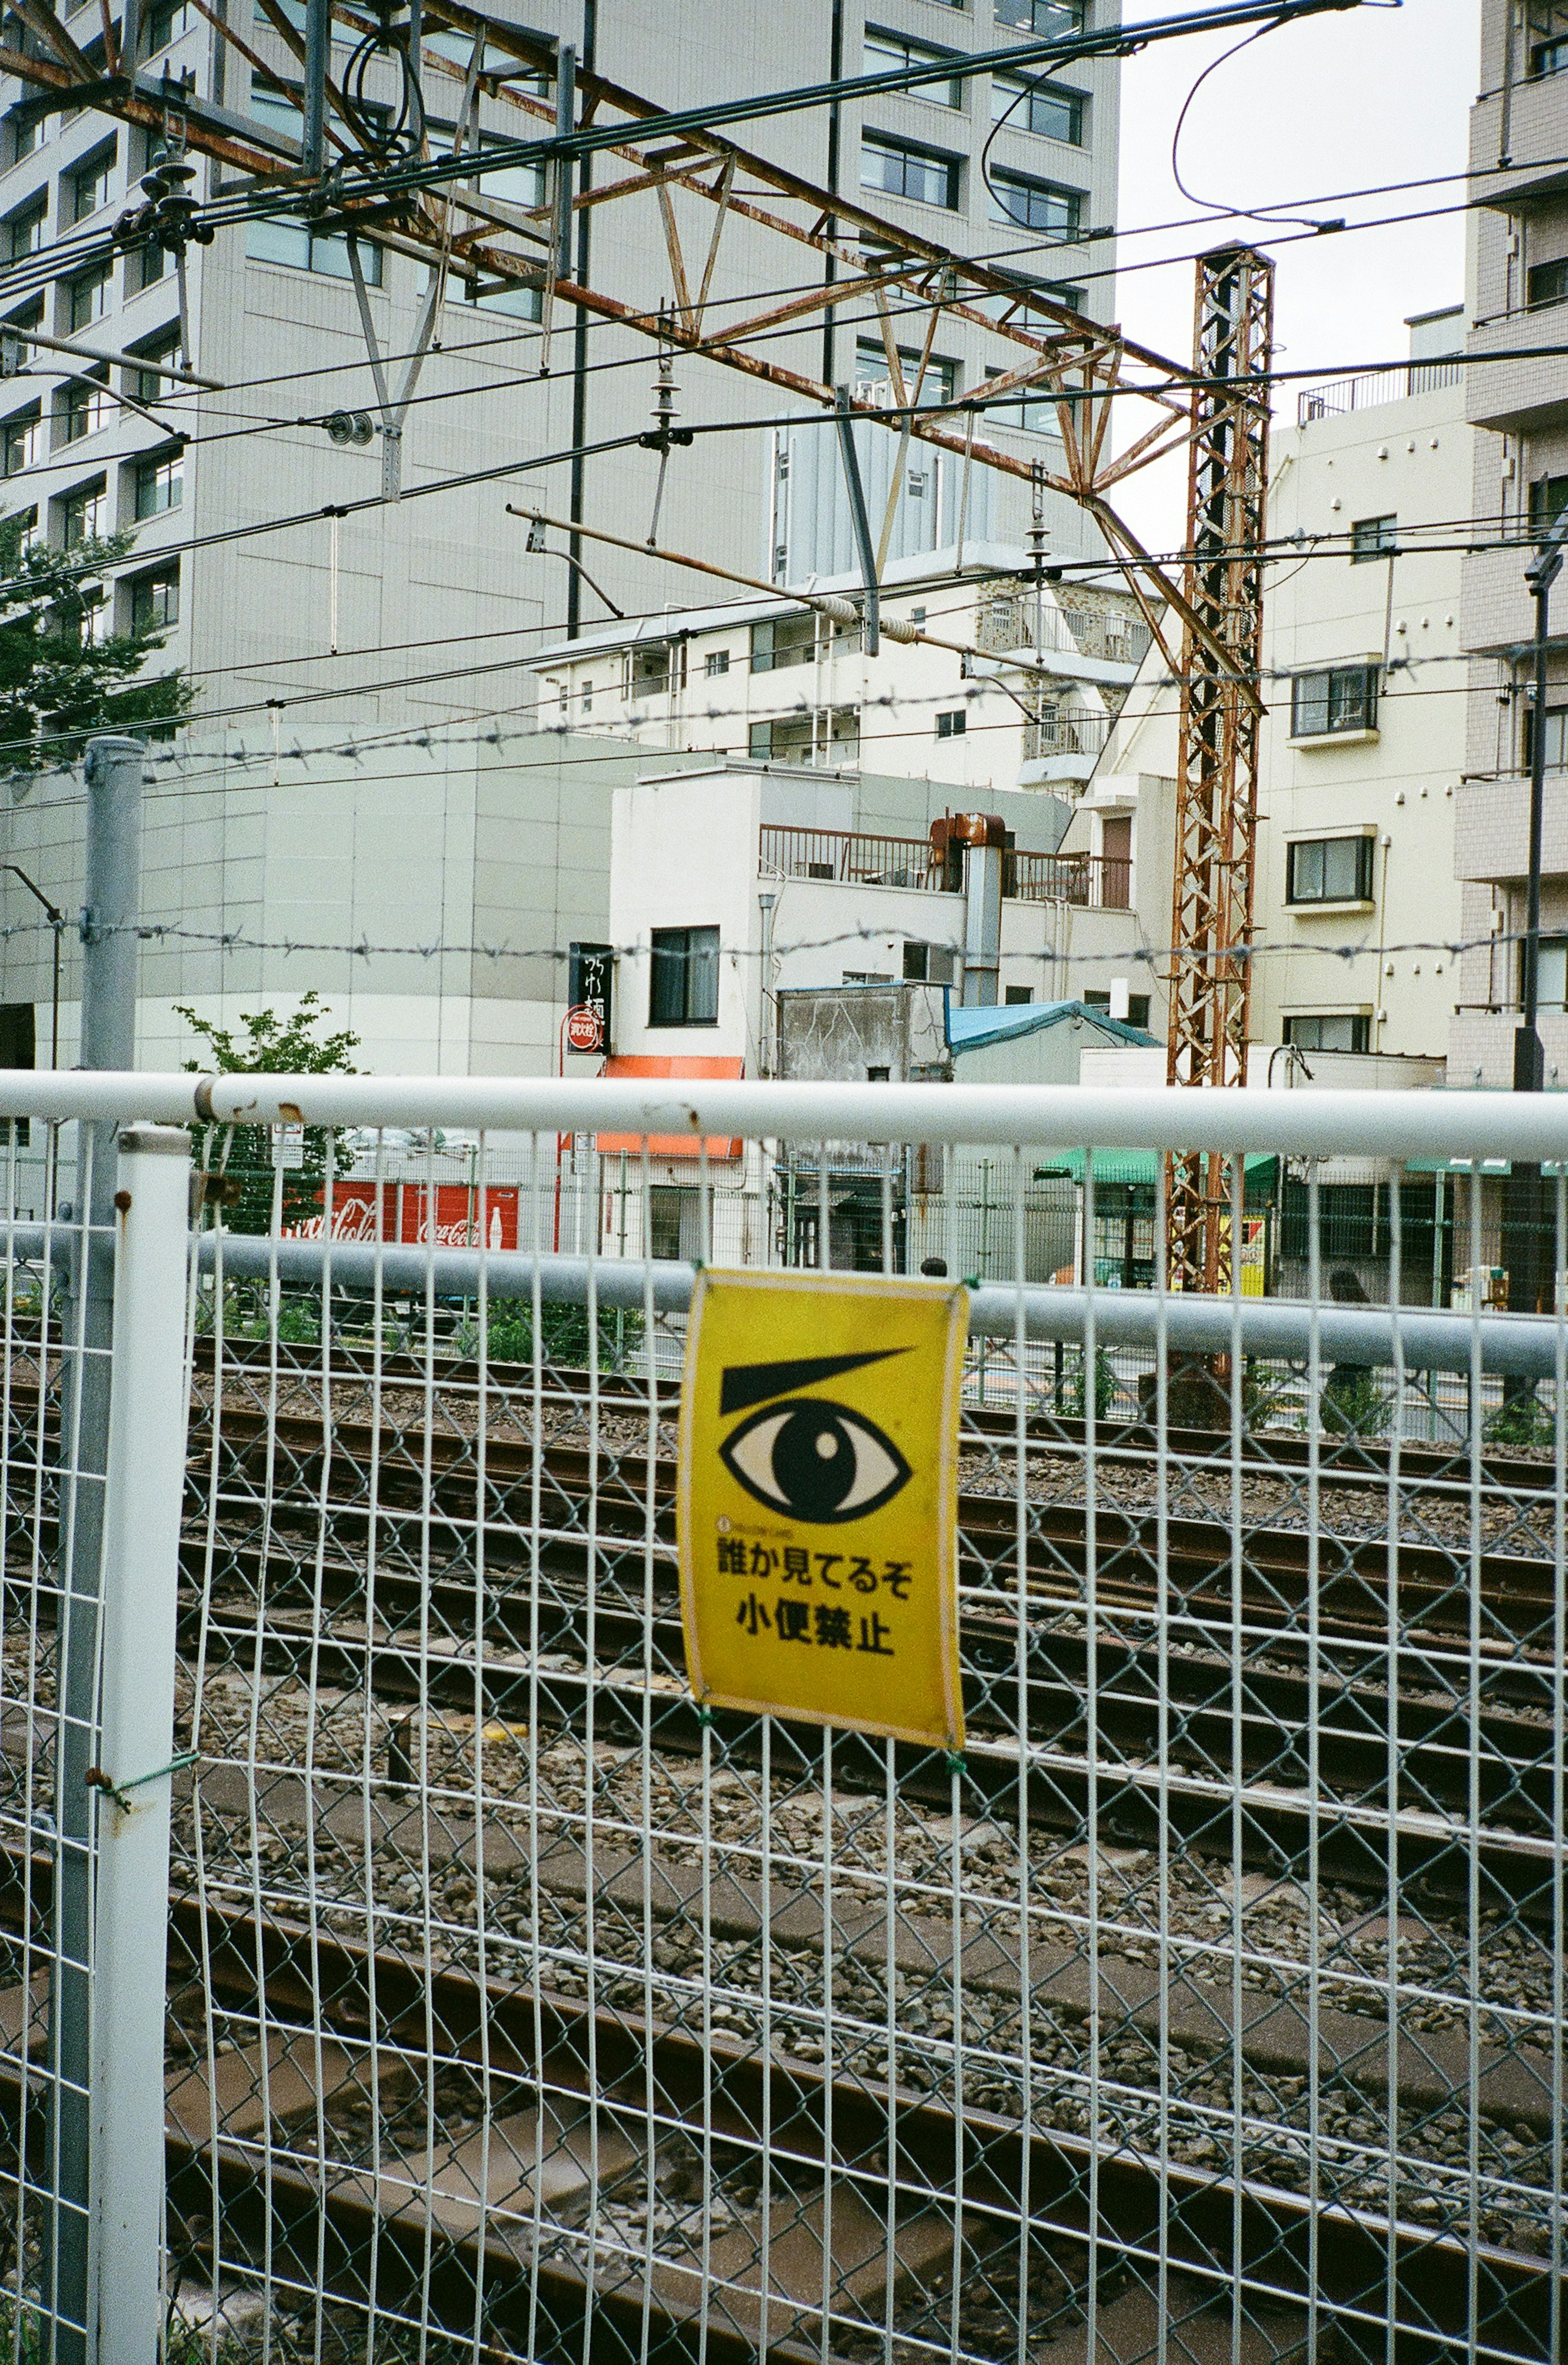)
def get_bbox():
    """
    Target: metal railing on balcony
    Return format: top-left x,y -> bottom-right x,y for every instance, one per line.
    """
1009,850 -> 1132,908
759,825 -> 936,887
1022,706 -> 1111,761
1297,359 -> 1463,425
974,598 -> 1153,668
